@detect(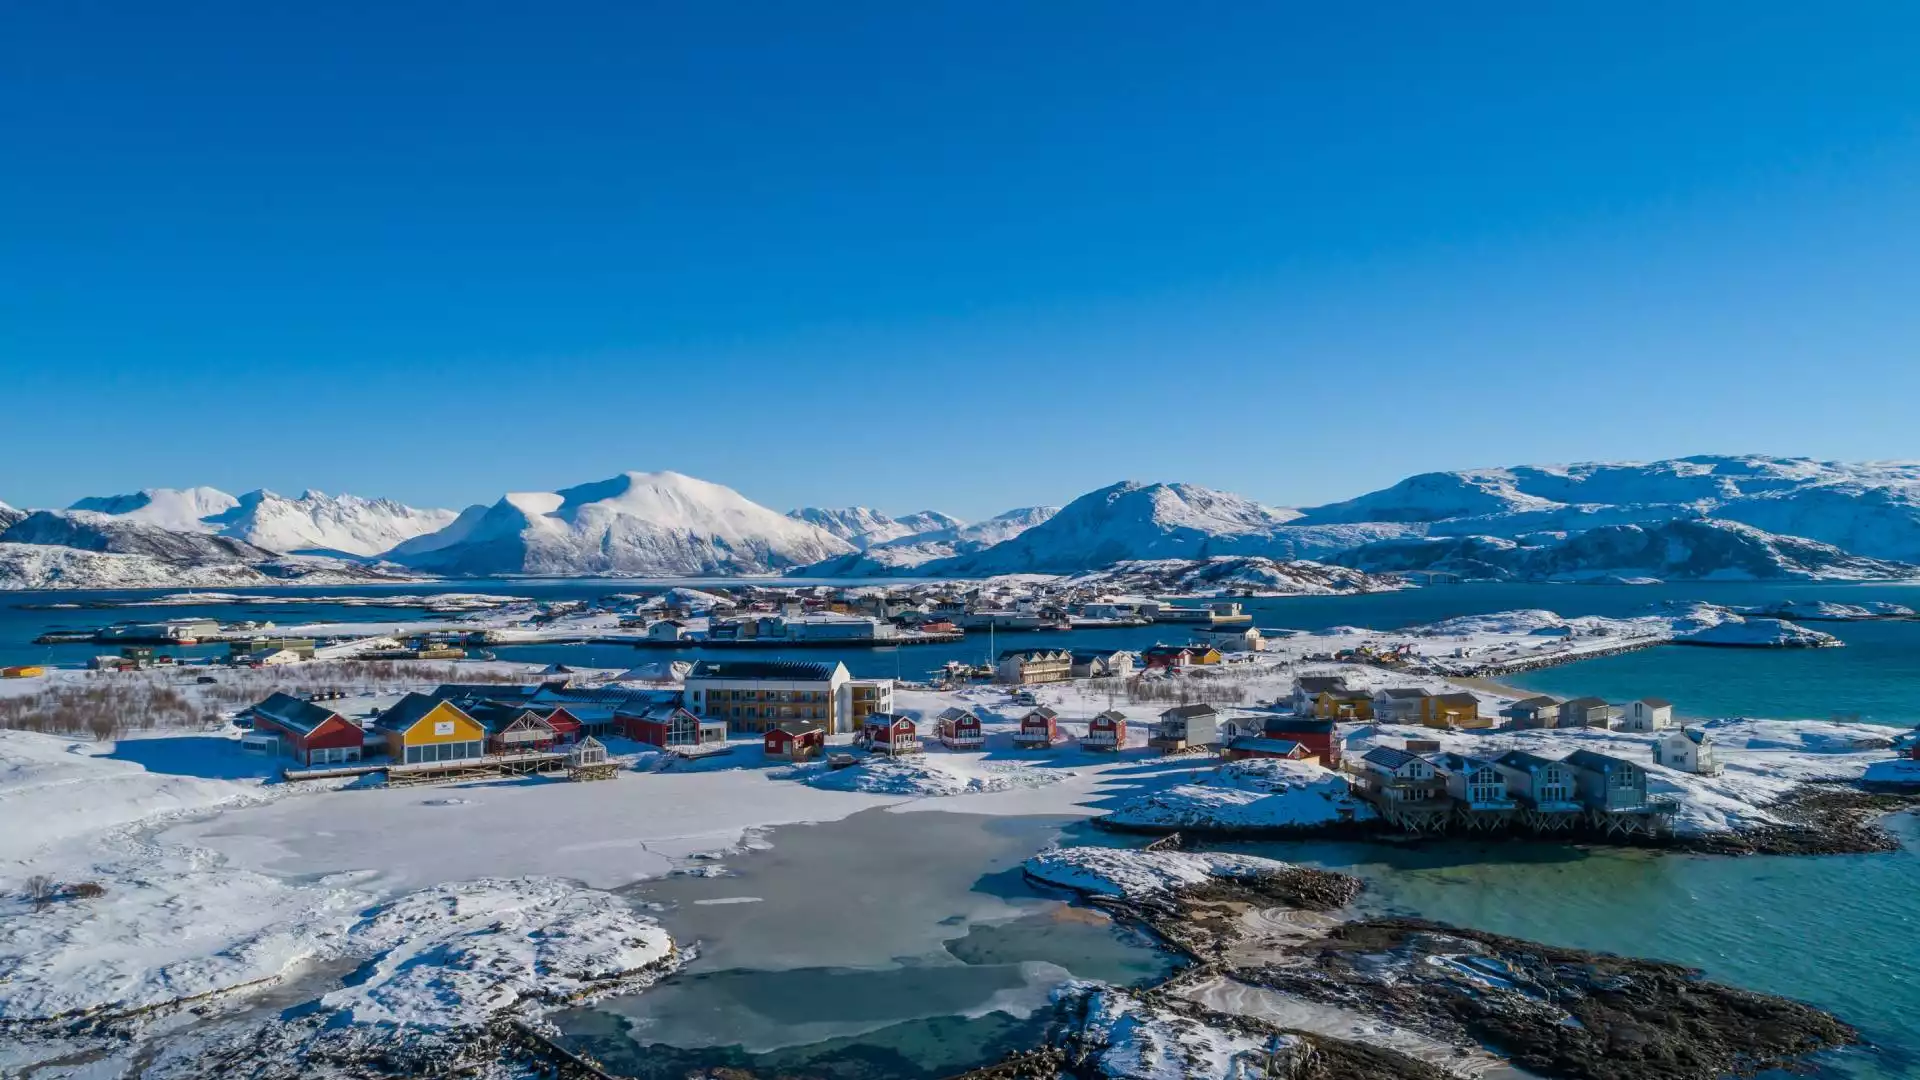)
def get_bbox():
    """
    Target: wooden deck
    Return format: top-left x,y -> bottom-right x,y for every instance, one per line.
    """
283,750 -> 572,786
